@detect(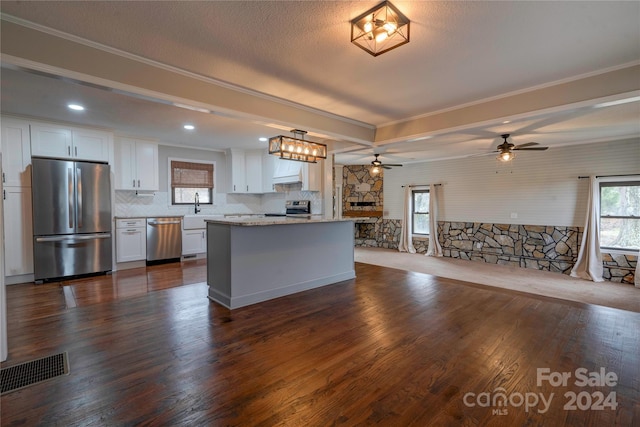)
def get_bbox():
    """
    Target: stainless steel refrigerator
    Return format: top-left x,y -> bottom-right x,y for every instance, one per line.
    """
32,158 -> 112,282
